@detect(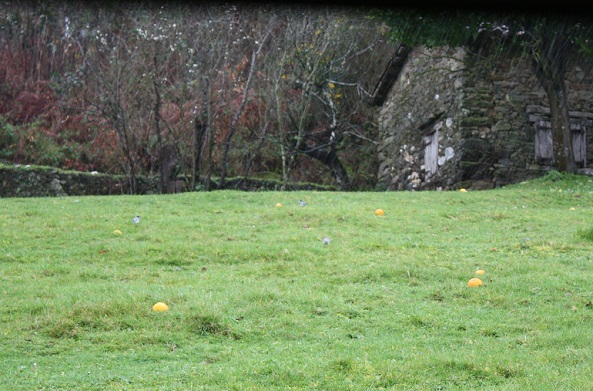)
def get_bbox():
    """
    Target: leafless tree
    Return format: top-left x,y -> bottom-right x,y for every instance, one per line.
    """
1,3 -> 396,190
